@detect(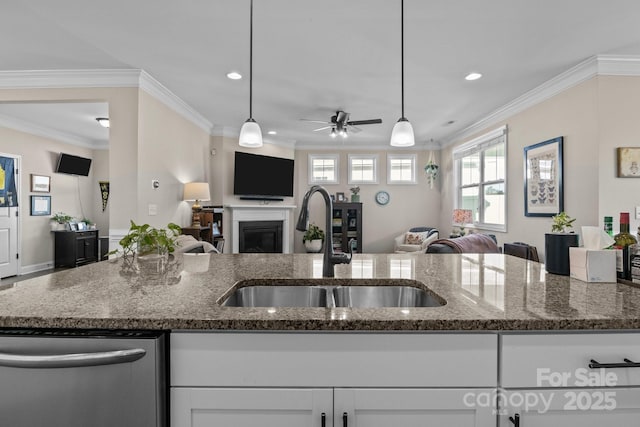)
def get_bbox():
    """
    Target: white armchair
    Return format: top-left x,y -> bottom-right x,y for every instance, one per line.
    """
393,227 -> 439,253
